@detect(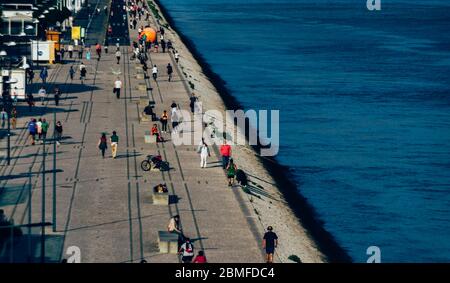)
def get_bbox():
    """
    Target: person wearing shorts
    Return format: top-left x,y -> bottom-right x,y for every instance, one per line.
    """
263,226 -> 278,263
